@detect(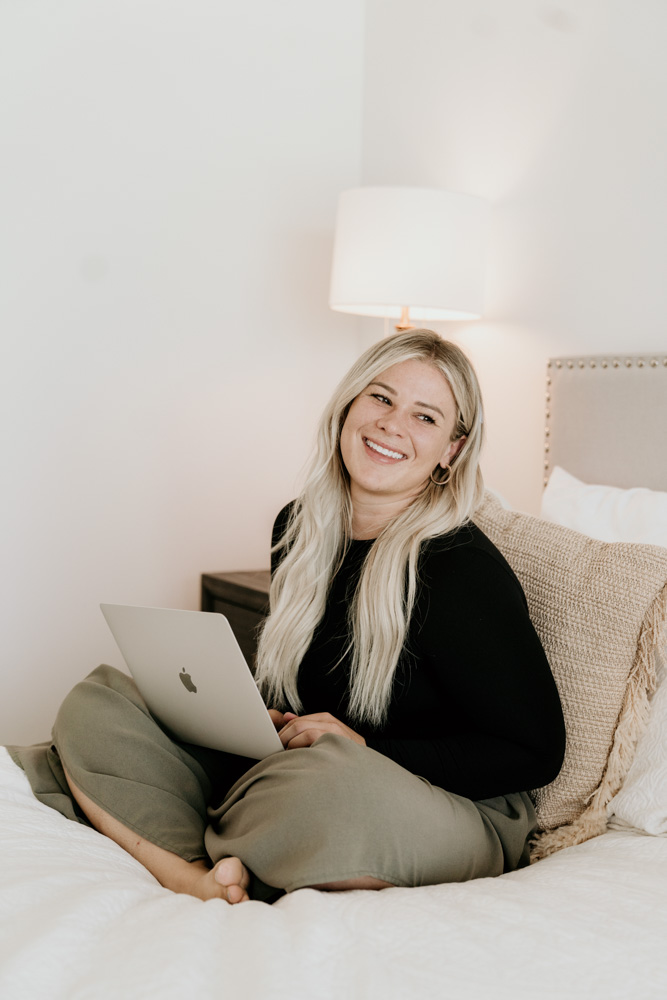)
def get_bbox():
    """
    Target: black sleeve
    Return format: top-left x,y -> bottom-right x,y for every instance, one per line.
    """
365,543 -> 566,799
